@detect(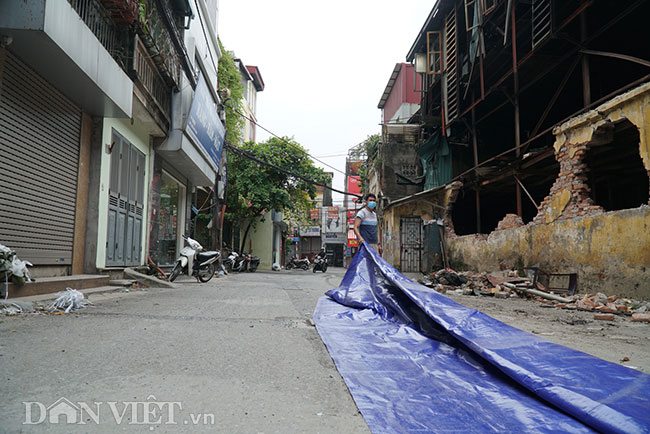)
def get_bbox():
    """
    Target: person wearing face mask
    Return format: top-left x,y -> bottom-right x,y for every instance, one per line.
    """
353,193 -> 382,254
